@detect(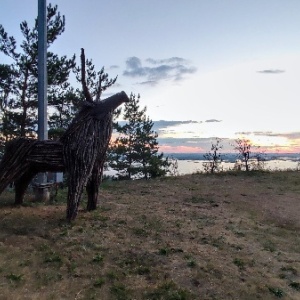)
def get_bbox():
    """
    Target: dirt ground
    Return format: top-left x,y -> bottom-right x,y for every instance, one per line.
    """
0,171 -> 299,299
